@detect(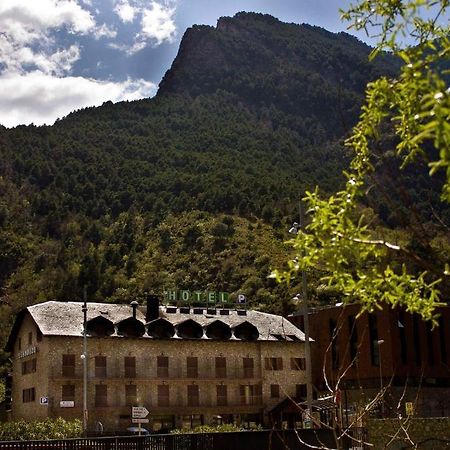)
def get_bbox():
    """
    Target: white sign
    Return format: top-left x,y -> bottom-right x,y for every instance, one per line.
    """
132,418 -> 149,424
40,396 -> 48,405
132,406 -> 149,419
18,346 -> 39,359
60,401 -> 75,408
